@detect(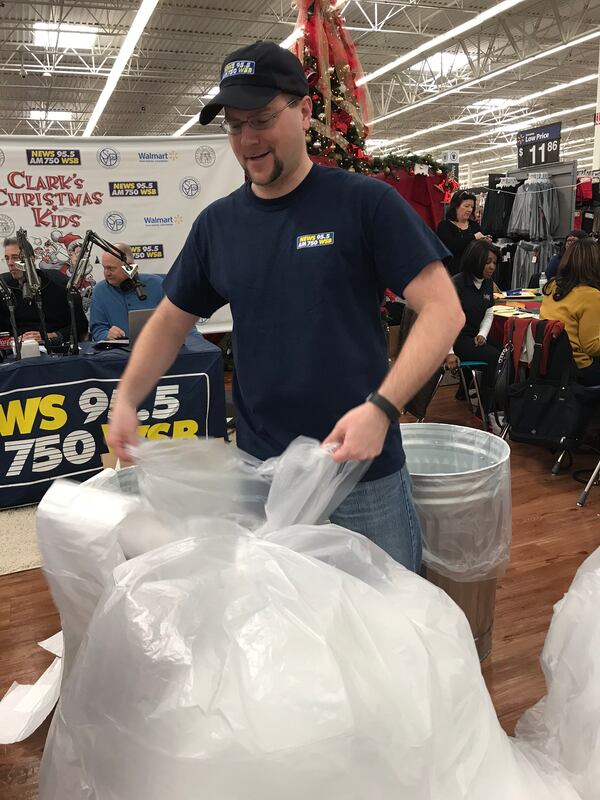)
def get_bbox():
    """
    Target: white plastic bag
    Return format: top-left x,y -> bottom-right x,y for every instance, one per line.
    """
515,547 -> 600,800
135,437 -> 272,528
36,478 -> 136,679
36,437 -> 580,800
40,524 -> 578,800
